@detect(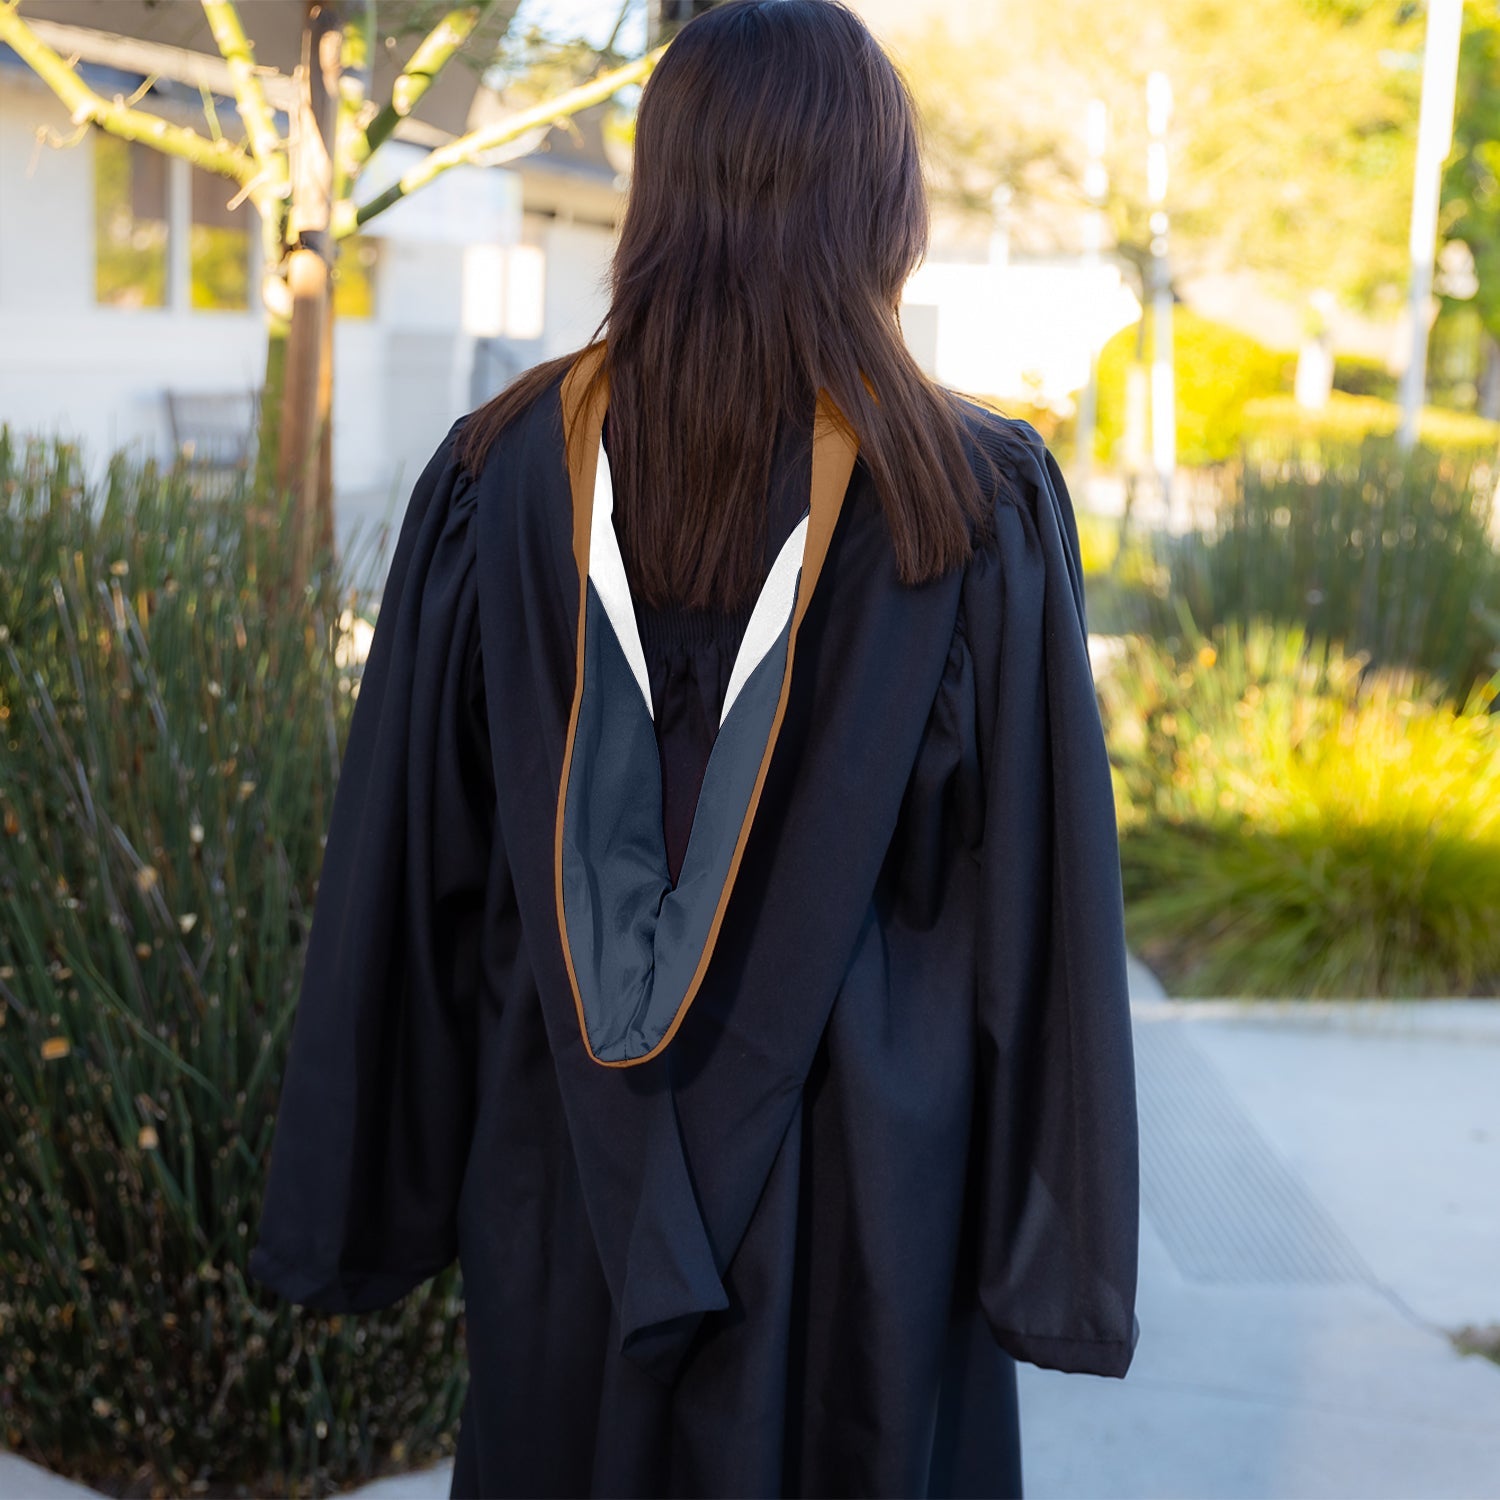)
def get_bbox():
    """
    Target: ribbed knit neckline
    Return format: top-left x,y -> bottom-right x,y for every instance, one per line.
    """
635,595 -> 758,654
